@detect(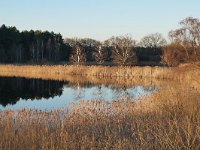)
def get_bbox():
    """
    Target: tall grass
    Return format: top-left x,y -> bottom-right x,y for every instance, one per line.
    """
0,63 -> 199,80
0,64 -> 199,149
0,83 -> 199,149
0,63 -> 199,91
